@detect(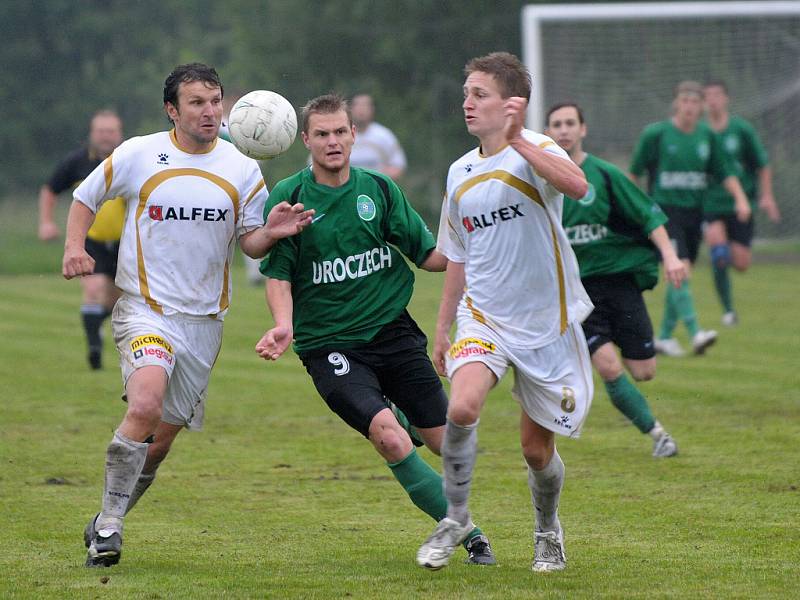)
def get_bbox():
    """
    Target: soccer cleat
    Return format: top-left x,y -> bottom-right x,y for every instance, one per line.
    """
652,433 -> 678,458
85,516 -> 122,568
417,517 -> 474,570
722,311 -> 738,327
532,527 -> 566,572
88,350 -> 102,370
464,534 -> 497,566
691,330 -> 718,355
653,338 -> 686,357
386,398 -> 424,447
